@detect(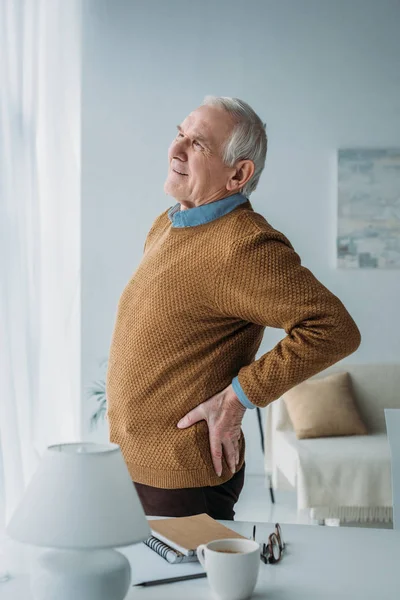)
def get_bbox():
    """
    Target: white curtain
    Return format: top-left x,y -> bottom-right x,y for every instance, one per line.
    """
0,0 -> 81,527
